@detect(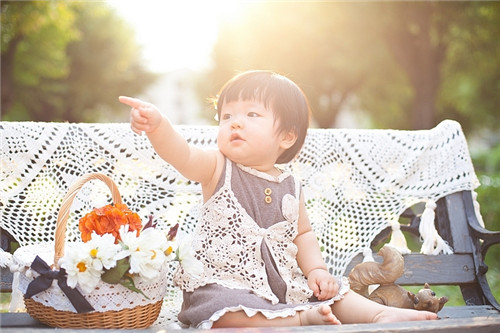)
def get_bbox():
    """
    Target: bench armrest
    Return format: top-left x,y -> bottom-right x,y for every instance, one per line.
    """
461,191 -> 500,311
463,191 -> 500,259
